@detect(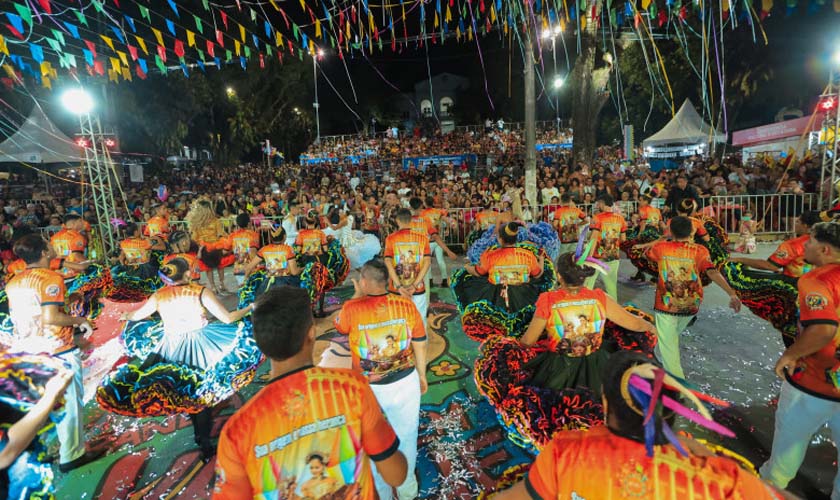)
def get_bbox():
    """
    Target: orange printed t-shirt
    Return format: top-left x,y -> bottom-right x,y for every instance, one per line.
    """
639,205 -> 662,226
229,229 -> 261,275
646,241 -> 714,316
552,206 -> 586,243
213,366 -> 400,500
258,244 -> 296,277
790,264 -> 840,401
525,425 -> 782,500
5,268 -> 73,354
384,228 -> 431,295
768,234 -> 812,278
420,208 -> 447,227
193,220 -> 225,247
590,212 -> 627,261
475,210 -> 499,230
164,253 -> 202,280
144,216 -> 170,238
534,287 -> 608,356
410,215 -> 437,236
666,217 -> 708,239
50,229 -> 87,278
335,294 -> 426,384
5,259 -> 26,278
121,238 -> 153,265
296,229 -> 328,256
476,247 -> 541,285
